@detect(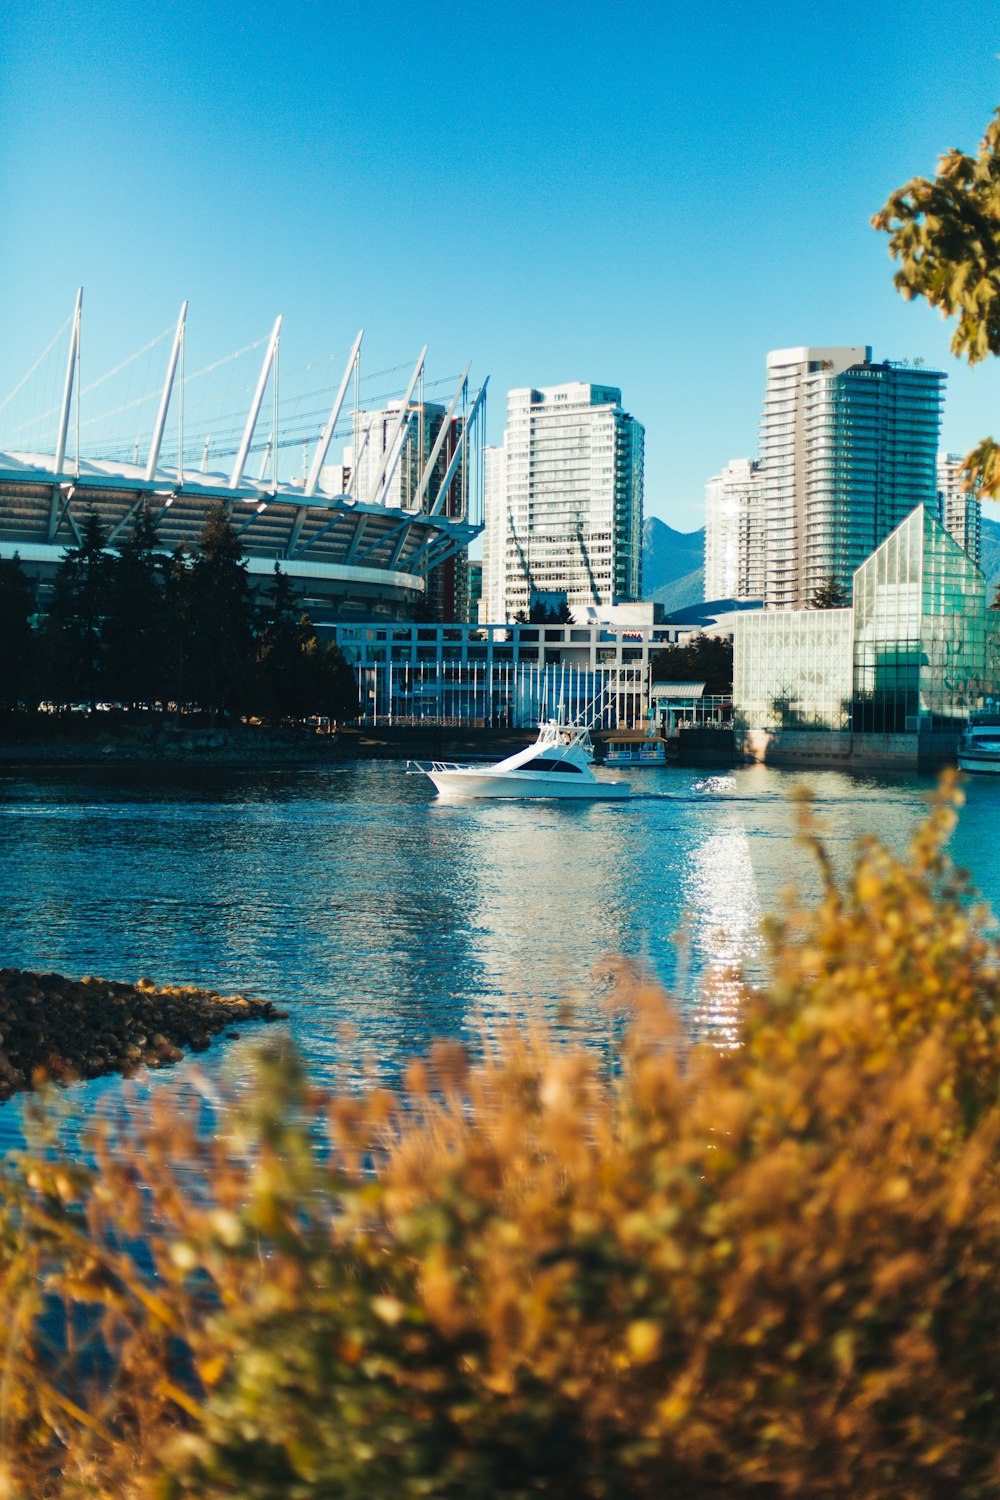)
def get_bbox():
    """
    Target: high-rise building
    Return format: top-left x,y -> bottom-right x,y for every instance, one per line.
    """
481,443 -> 507,622
351,402 -> 466,513
482,383 -> 644,622
466,559 -> 483,625
937,450 -> 981,565
704,457 -> 764,601
350,400 -> 470,620
758,346 -> 944,609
